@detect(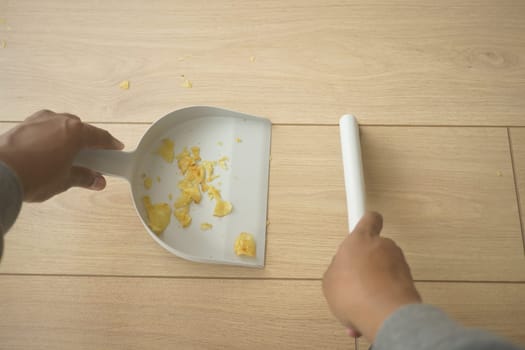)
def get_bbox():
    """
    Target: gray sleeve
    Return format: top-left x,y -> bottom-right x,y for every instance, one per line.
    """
374,304 -> 522,350
0,161 -> 23,258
